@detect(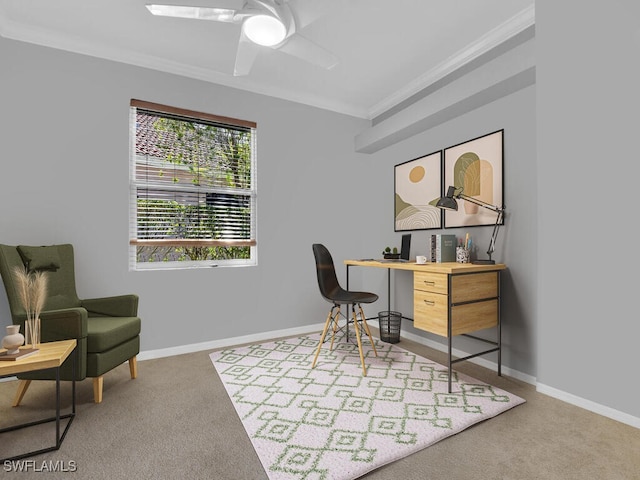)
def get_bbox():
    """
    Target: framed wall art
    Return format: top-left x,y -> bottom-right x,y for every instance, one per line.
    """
394,150 -> 442,231
442,129 -> 504,228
